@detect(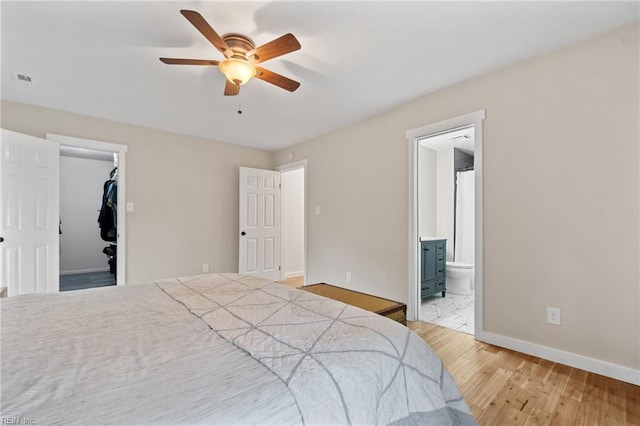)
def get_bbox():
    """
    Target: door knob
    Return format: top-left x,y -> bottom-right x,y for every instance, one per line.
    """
241,231 -> 246,236
0,237 -> 4,242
